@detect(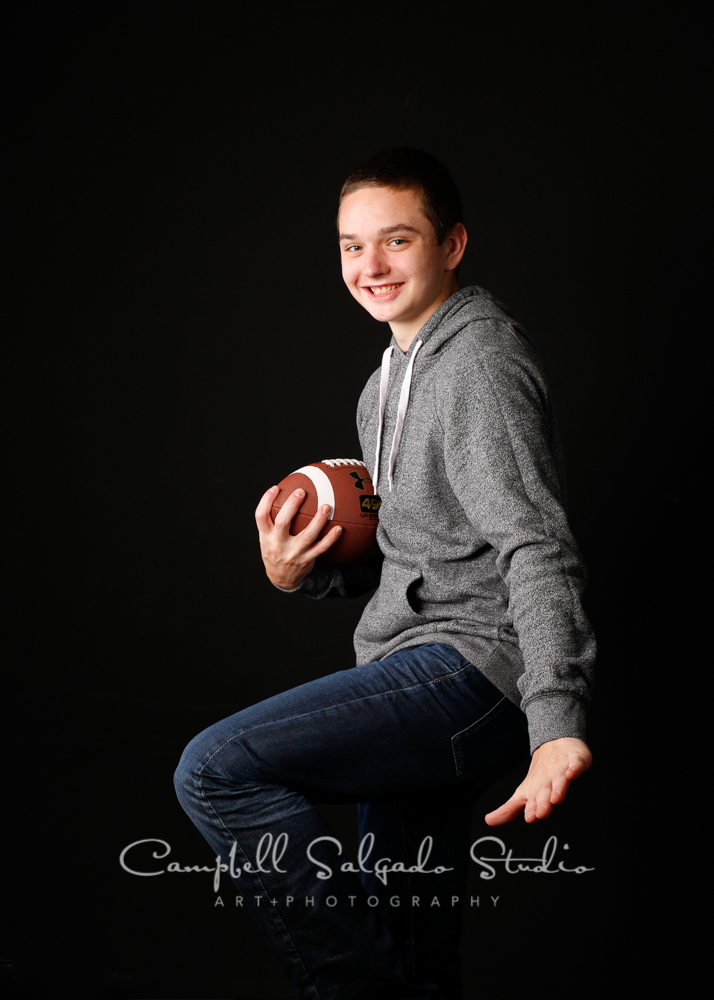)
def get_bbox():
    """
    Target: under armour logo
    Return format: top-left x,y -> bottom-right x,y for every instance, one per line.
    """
349,471 -> 367,490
